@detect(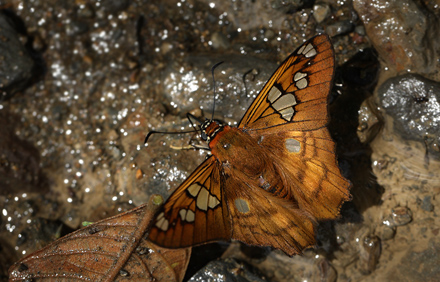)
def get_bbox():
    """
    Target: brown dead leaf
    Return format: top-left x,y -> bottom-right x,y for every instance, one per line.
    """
8,196 -> 191,281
